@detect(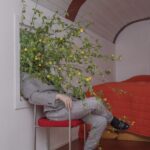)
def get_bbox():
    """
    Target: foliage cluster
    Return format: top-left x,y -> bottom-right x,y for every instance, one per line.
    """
20,0 -> 117,99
